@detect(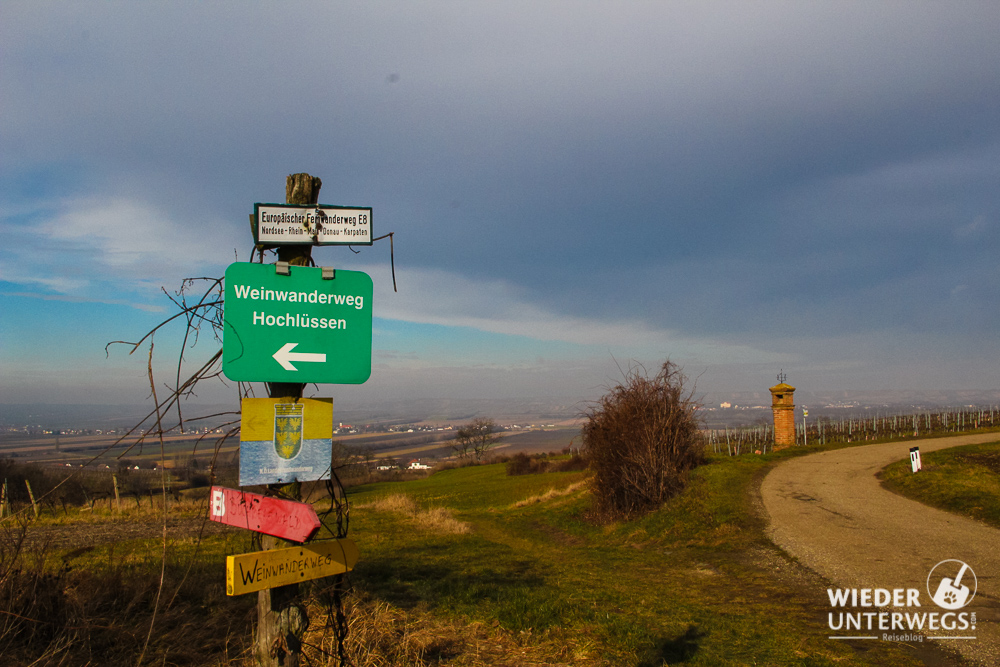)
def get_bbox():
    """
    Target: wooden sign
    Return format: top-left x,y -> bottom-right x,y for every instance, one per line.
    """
226,538 -> 359,596
209,486 -> 321,543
